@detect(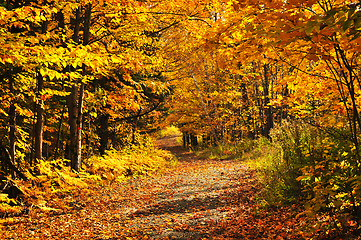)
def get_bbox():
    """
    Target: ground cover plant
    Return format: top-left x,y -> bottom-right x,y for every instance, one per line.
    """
0,139 -> 176,220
